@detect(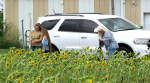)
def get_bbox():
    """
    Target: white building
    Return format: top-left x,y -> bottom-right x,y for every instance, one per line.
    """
3,0 -> 150,39
0,0 -> 3,11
